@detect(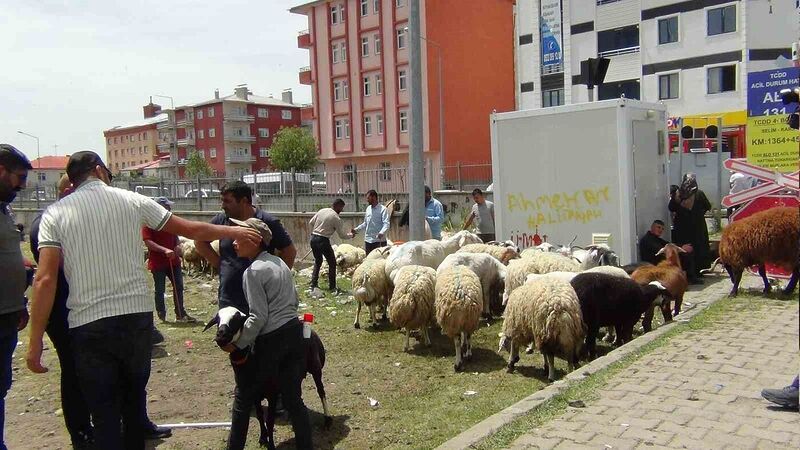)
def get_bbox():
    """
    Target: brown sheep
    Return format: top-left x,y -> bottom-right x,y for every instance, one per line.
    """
631,243 -> 688,330
719,206 -> 800,297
